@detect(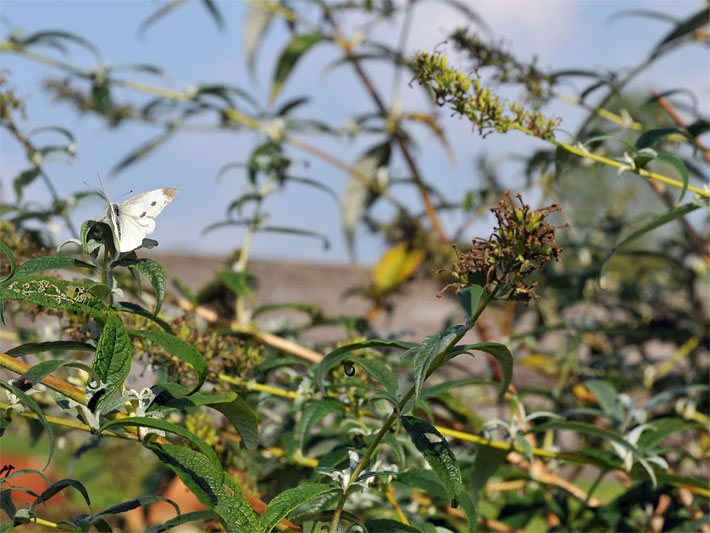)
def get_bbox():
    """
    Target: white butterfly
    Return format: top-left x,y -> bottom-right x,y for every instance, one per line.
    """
104,188 -> 178,253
